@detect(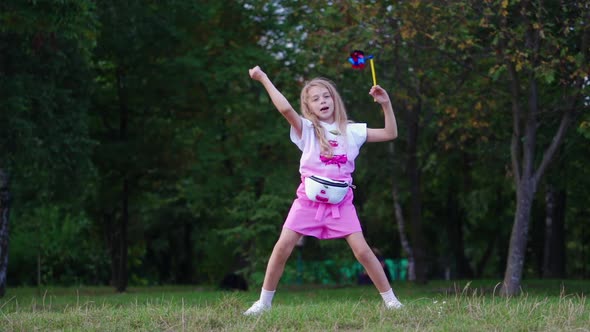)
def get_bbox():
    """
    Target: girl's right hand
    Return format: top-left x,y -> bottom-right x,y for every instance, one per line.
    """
249,66 -> 267,81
